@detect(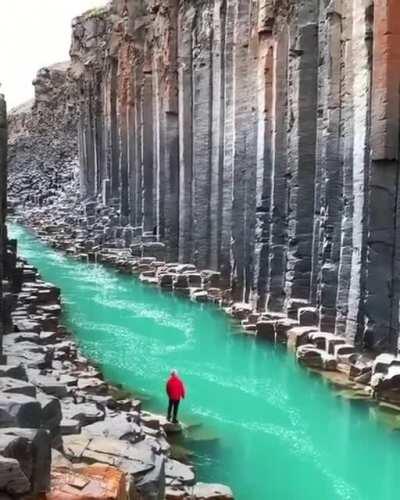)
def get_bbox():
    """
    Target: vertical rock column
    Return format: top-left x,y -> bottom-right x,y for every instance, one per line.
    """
178,5 -> 195,263
253,18 -> 274,309
364,0 -> 400,351
191,4 -> 213,269
335,0 -> 355,336
78,80 -> 96,199
118,44 -> 130,220
0,95 -> 6,358
231,0 -> 258,300
220,0 -> 235,279
127,53 -> 138,225
266,28 -> 289,312
209,0 -> 226,271
163,0 -> 180,261
285,2 -> 319,304
133,63 -> 144,228
312,3 -> 343,331
142,41 -> 155,233
102,57 -> 120,204
345,0 -> 373,344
